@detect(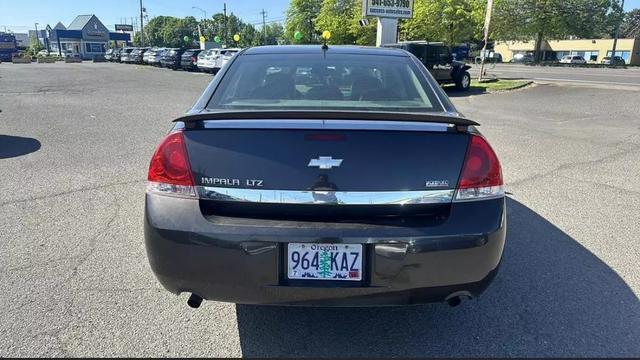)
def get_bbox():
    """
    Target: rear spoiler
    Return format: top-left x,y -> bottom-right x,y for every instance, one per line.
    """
174,110 -> 479,127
